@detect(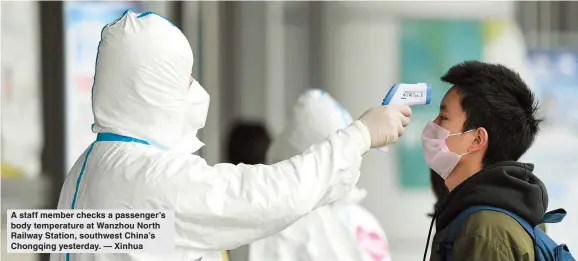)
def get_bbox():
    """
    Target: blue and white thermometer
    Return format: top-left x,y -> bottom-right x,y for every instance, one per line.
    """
378,83 -> 432,152
381,83 -> 431,107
